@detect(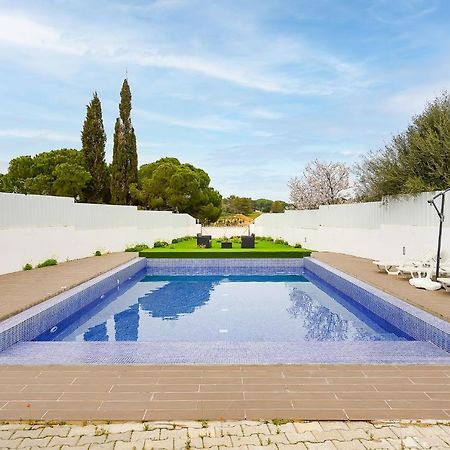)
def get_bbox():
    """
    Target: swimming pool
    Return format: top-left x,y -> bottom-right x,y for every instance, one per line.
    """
1,257 -> 450,364
35,273 -> 411,343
